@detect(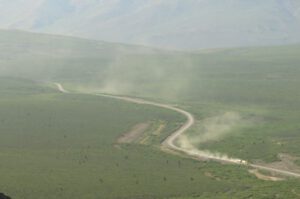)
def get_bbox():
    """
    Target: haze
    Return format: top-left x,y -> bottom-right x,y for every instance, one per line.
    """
1,1 -> 300,199
0,0 -> 300,49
